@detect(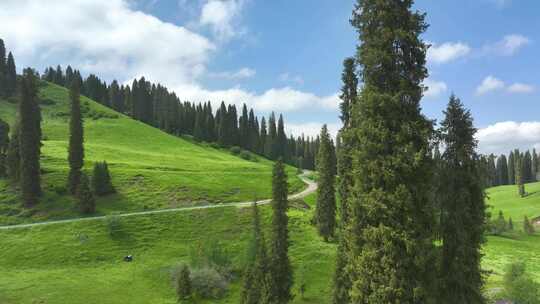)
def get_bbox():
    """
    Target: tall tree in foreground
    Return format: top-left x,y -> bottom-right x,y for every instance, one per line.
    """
439,95 -> 486,304
0,118 -> 9,177
241,202 -> 268,304
314,124 -> 337,241
67,81 -> 84,194
264,160 -> 293,303
347,0 -> 437,302
19,69 -> 42,207
514,150 -> 526,197
333,57 -> 358,304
